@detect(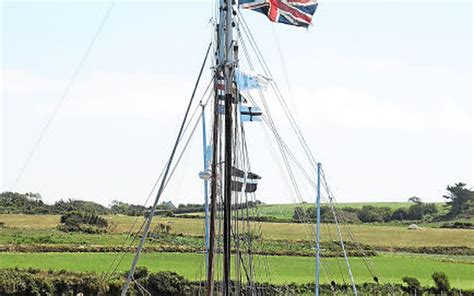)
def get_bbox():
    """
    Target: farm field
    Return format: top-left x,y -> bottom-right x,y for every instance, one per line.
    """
179,202 -> 447,221
0,252 -> 472,289
1,214 -> 473,248
1,213 -> 473,291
